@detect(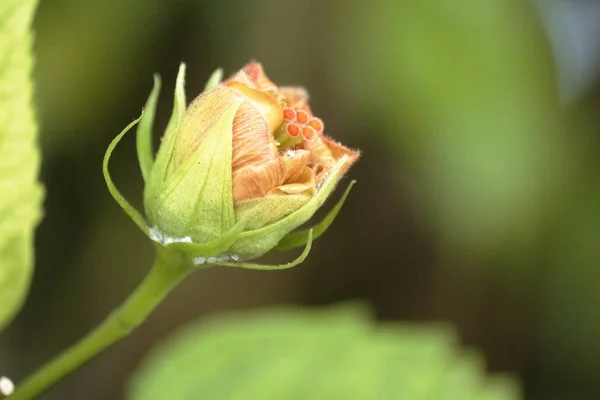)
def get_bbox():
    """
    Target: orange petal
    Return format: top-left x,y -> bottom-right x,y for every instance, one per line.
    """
226,80 -> 283,133
267,166 -> 315,196
279,150 -> 313,183
301,134 -> 360,183
279,86 -> 311,112
231,100 -> 278,174
223,69 -> 250,86
232,149 -> 315,201
242,62 -> 279,94
300,133 -> 331,162
320,135 -> 360,176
